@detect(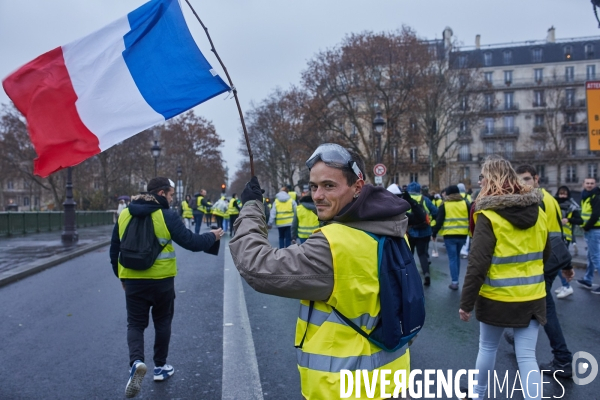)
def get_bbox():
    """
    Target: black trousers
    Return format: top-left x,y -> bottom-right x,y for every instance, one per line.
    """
229,214 -> 238,235
124,279 -> 175,367
408,235 -> 430,275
